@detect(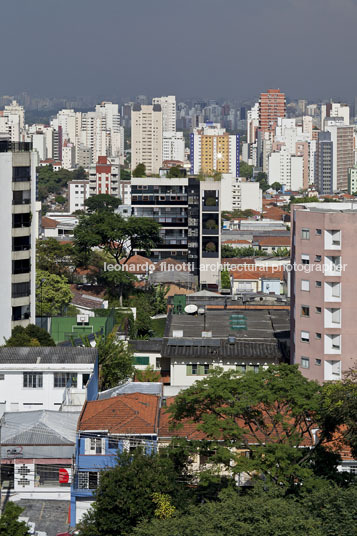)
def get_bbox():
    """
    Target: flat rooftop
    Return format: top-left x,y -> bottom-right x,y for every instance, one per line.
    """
294,202 -> 357,213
